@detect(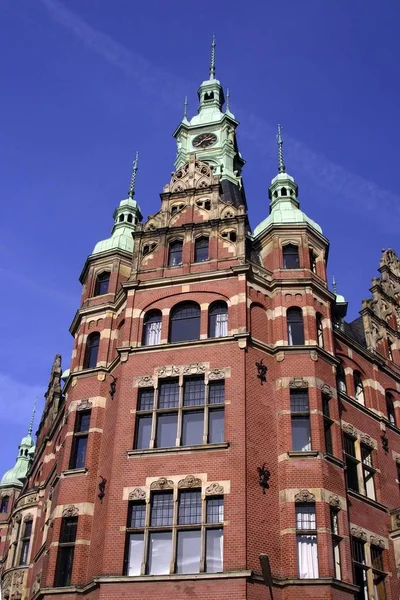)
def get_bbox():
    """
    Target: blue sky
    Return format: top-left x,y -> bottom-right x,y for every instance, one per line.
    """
1,0 -> 399,477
